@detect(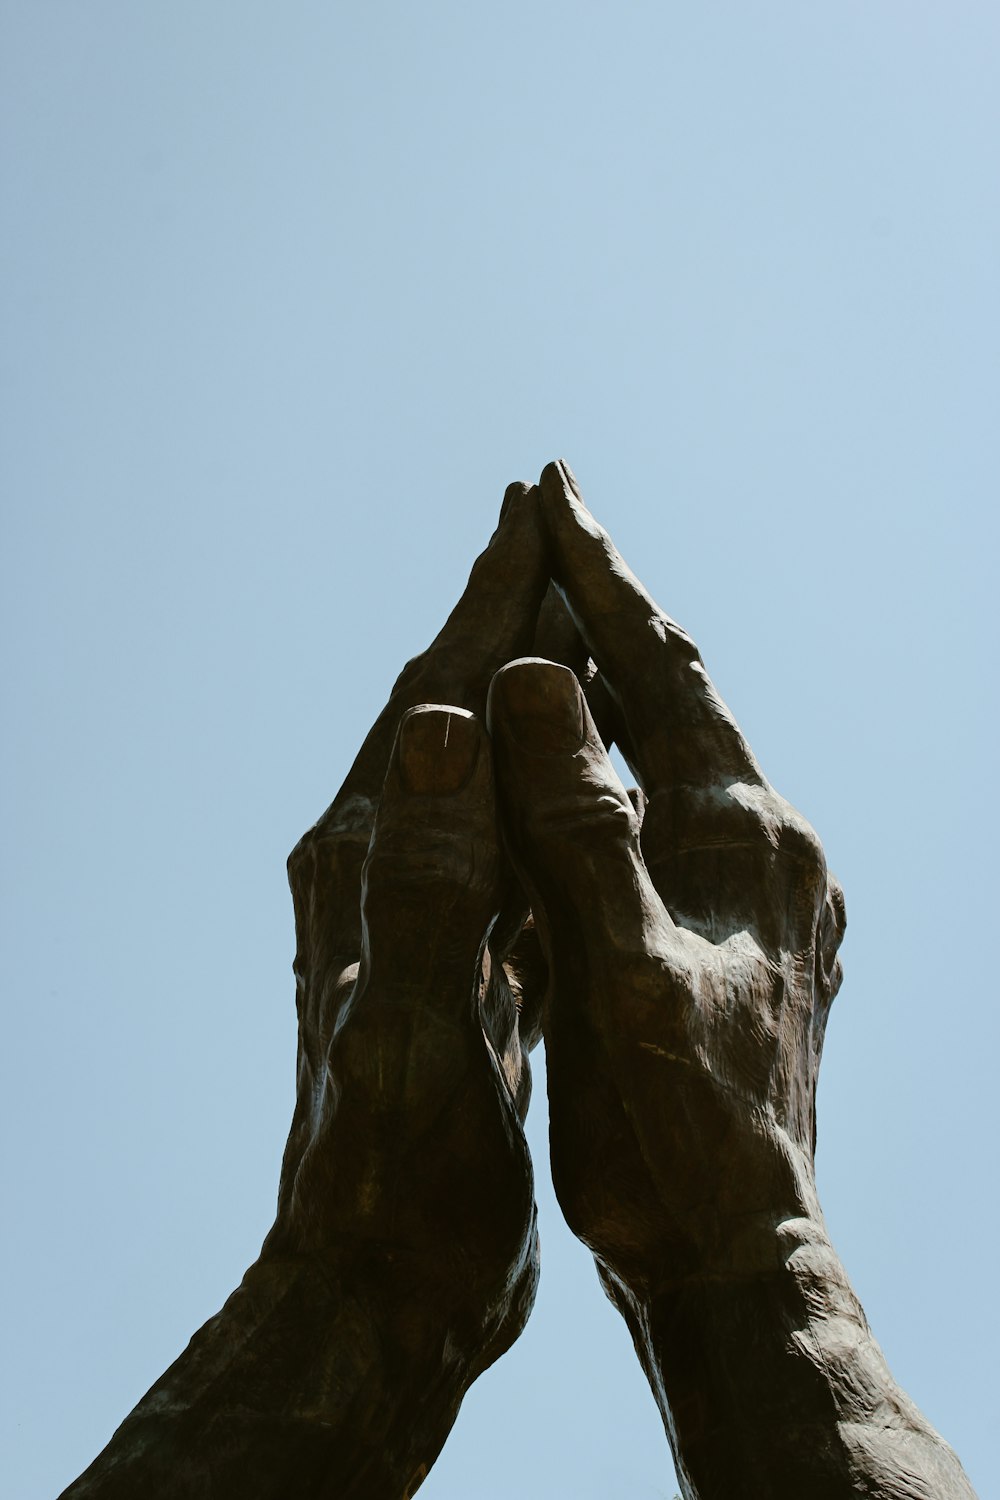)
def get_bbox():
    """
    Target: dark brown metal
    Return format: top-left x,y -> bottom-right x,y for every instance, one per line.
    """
61,465 -> 977,1499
